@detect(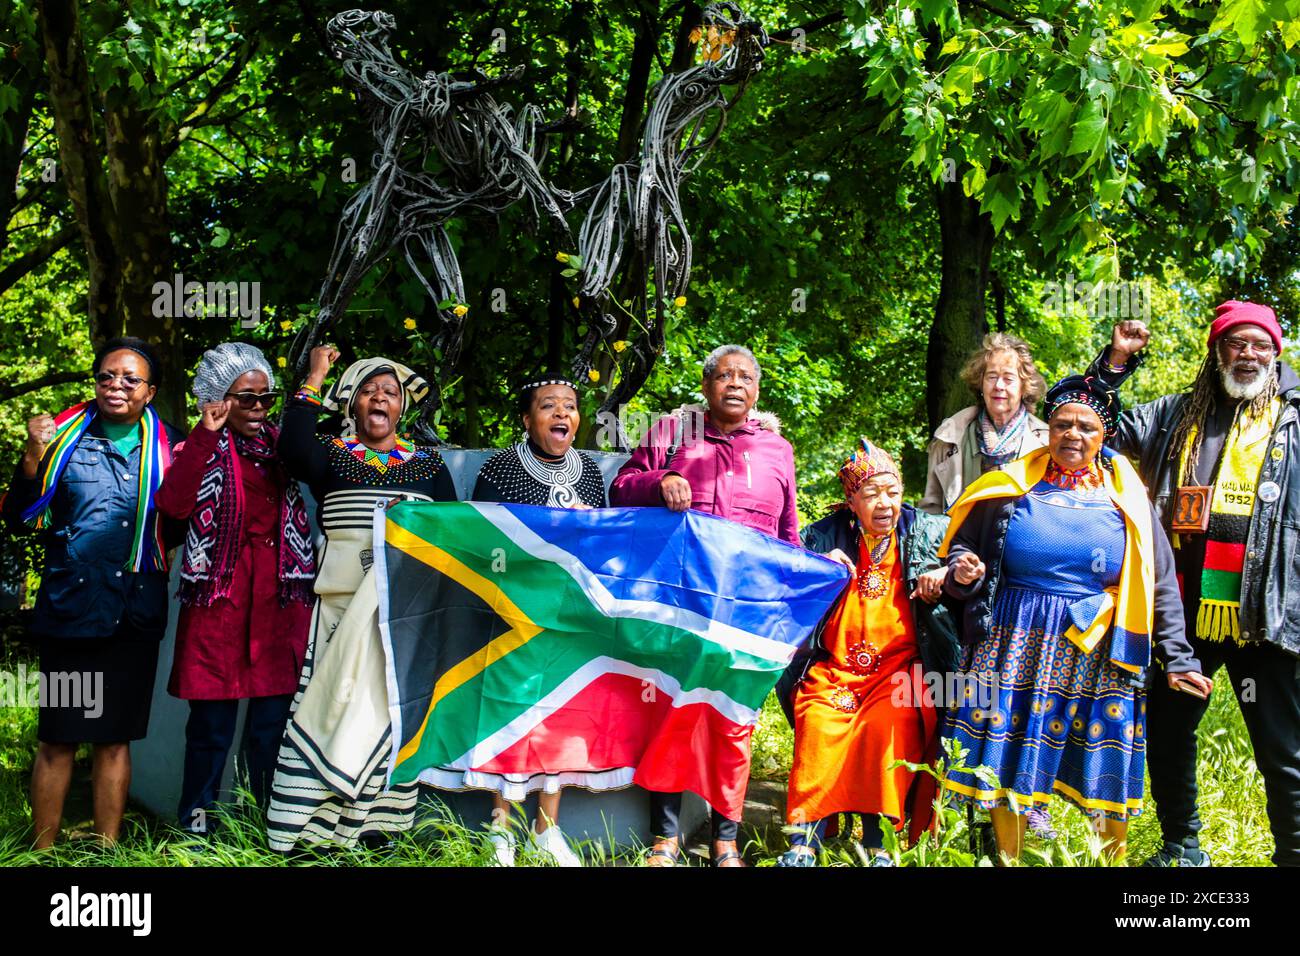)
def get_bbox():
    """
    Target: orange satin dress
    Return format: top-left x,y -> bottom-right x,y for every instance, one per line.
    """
787,534 -> 934,828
